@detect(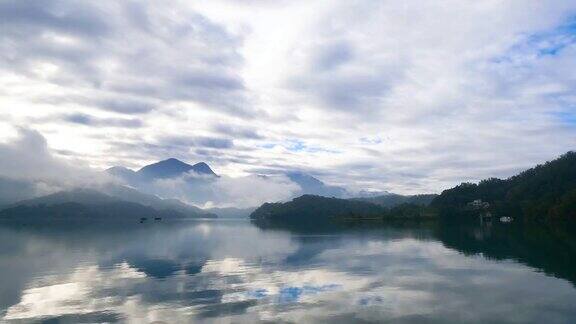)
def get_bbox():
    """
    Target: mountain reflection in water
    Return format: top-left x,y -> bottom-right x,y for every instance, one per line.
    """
0,220 -> 575,323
